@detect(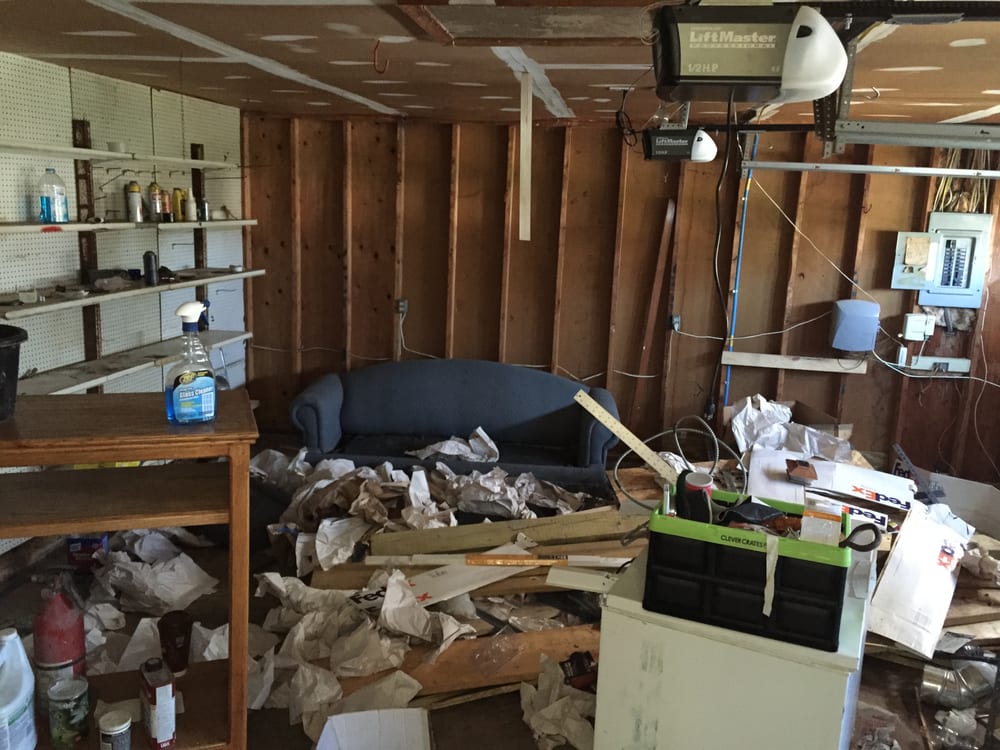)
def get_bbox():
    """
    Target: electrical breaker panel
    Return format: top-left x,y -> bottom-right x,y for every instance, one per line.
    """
891,213 -> 992,309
